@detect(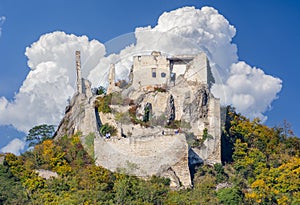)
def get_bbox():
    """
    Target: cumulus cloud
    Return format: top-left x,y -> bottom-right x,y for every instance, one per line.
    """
89,6 -> 282,120
212,62 -> 282,120
89,6 -> 238,84
0,31 -> 105,132
0,6 -> 282,137
0,16 -> 6,37
1,138 -> 25,155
